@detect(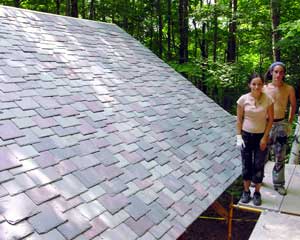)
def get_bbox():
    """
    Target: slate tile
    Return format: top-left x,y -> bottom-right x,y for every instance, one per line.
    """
16,97 -> 40,110
26,230 -> 65,240
125,216 -> 154,237
120,150 -> 144,164
147,202 -> 169,225
71,155 -> 99,170
157,192 -> 175,209
28,204 -> 67,234
28,167 -> 62,186
53,174 -> 87,200
48,196 -> 84,213
15,128 -> 40,146
2,173 -> 36,195
36,107 -> 60,118
93,148 -> 119,167
33,96 -> 60,109
57,209 -> 91,240
101,223 -> 138,240
98,210 -> 130,229
12,117 -> 36,129
31,126 -> 55,138
32,115 -> 59,129
0,121 -> 24,140
76,200 -> 106,220
98,193 -> 129,215
0,171 -> 14,184
9,158 -> 39,175
33,137 -> 58,152
126,163 -> 151,180
125,196 -> 150,221
0,221 -> 33,239
149,219 -> 172,239
26,184 -> 60,205
161,174 -> 184,193
95,164 -> 123,181
0,147 -> 22,171
83,216 -> 108,239
0,193 -> 39,224
80,185 -> 106,202
74,167 -> 105,188
34,151 -> 60,168
0,185 -> 9,198
7,144 -> 39,160
55,159 -> 78,176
